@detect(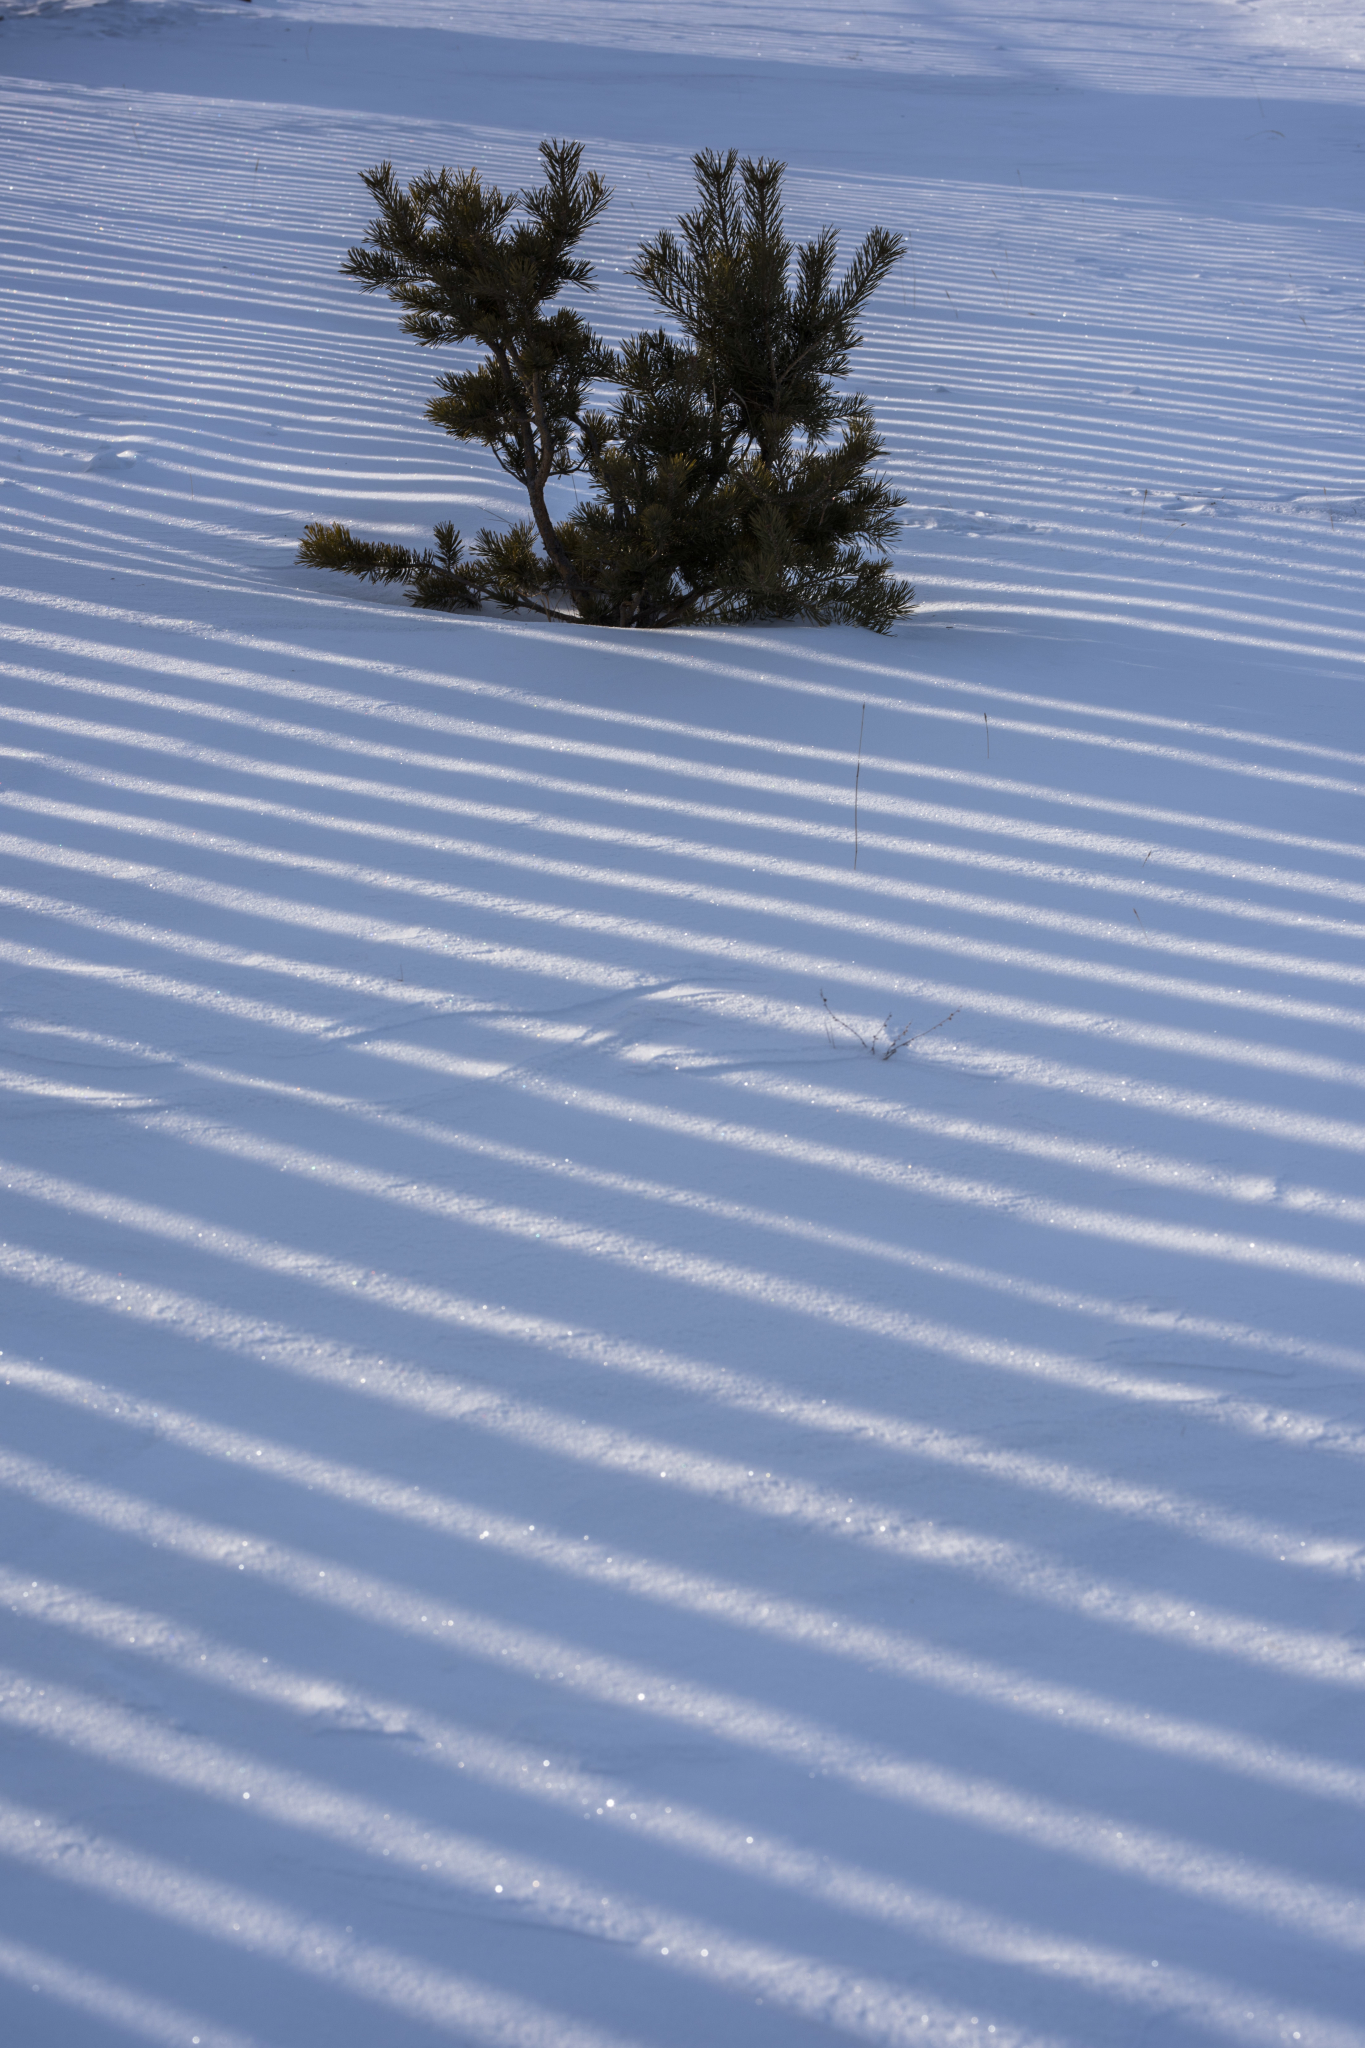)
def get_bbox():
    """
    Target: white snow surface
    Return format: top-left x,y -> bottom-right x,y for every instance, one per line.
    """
2,2 -> 1365,2044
